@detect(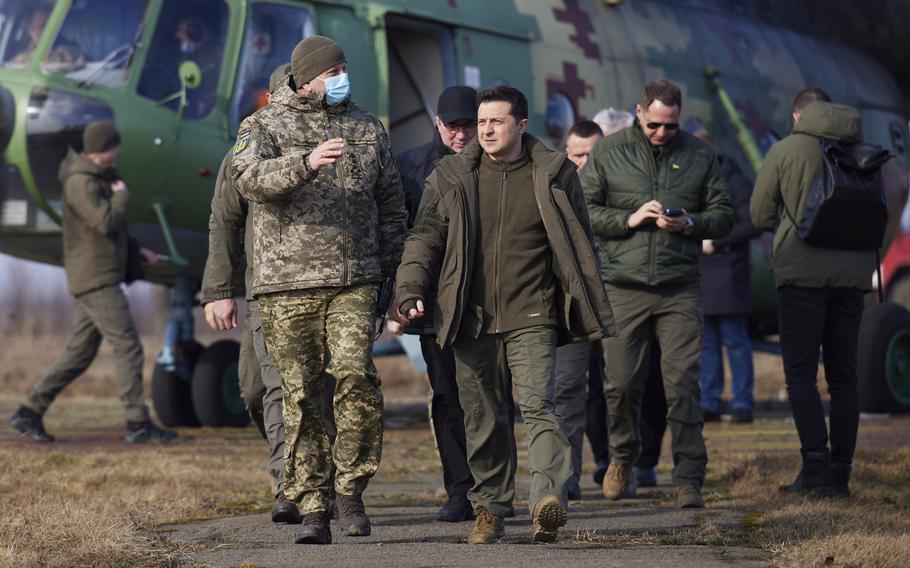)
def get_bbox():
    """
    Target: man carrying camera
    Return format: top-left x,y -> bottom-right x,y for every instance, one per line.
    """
581,80 -> 733,508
